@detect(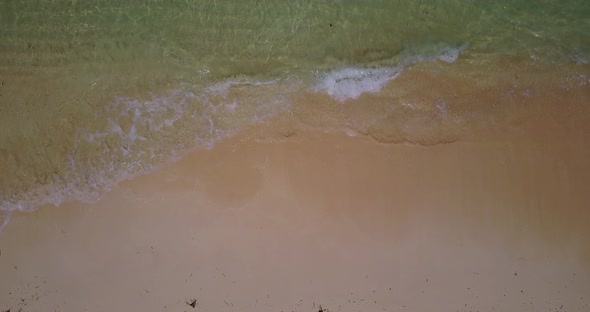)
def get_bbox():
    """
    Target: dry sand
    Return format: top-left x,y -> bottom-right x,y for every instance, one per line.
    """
1,103 -> 590,311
